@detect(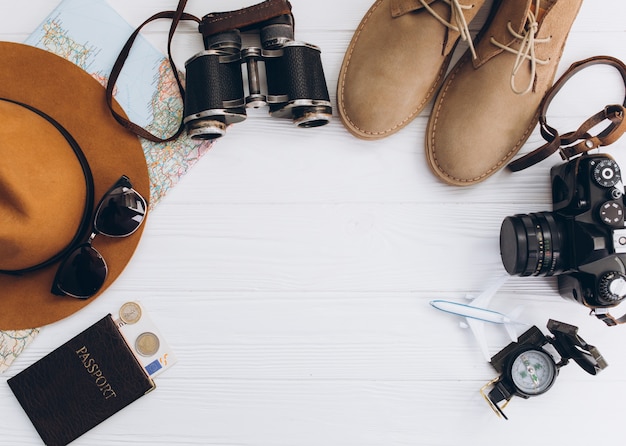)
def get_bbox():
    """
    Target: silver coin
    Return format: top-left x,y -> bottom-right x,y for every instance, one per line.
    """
119,302 -> 142,325
135,332 -> 160,357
